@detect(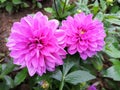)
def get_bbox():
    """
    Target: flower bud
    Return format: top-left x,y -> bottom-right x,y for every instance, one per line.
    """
87,85 -> 97,90
106,0 -> 113,3
41,81 -> 49,89
77,9 -> 82,13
